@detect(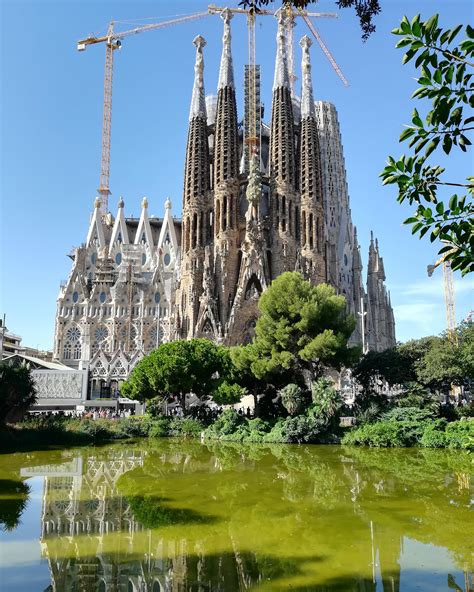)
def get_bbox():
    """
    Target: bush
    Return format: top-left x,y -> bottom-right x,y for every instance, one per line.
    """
169,417 -> 204,438
420,419 -> 447,448
205,409 -> 244,438
264,416 -> 323,444
148,418 -> 170,438
380,406 -> 435,445
445,420 -> 474,451
342,421 -> 406,448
